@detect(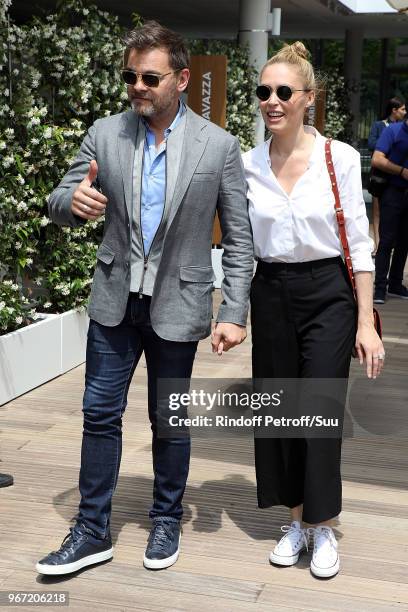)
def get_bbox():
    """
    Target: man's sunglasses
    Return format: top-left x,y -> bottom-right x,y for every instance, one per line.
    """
256,84 -> 311,102
121,69 -> 179,88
